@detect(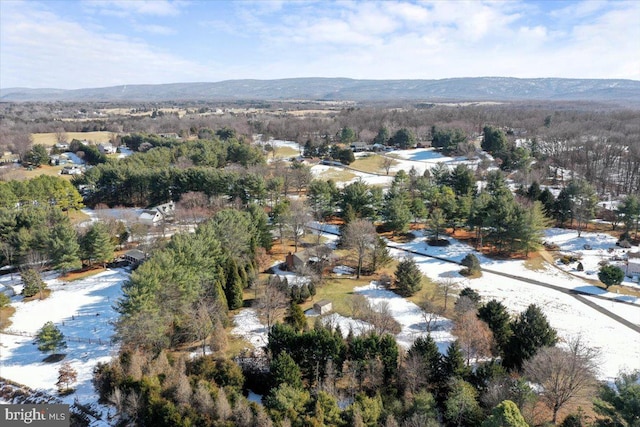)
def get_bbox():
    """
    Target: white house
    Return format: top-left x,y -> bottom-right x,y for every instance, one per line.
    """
98,143 -> 116,154
627,252 -> 640,277
138,201 -> 175,226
